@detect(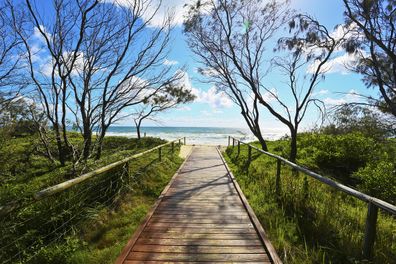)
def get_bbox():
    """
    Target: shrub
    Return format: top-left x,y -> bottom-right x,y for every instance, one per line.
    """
354,160 -> 396,204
